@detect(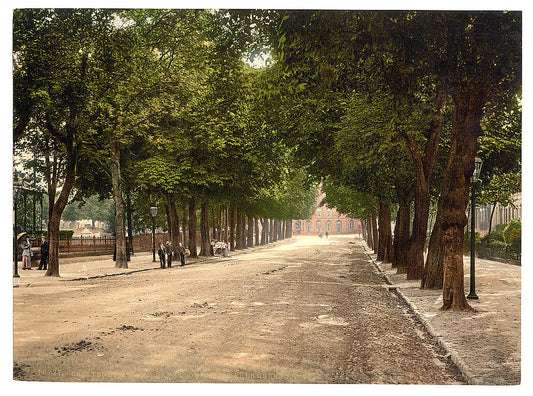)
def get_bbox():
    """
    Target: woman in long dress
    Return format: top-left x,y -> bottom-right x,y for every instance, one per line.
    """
20,236 -> 32,270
